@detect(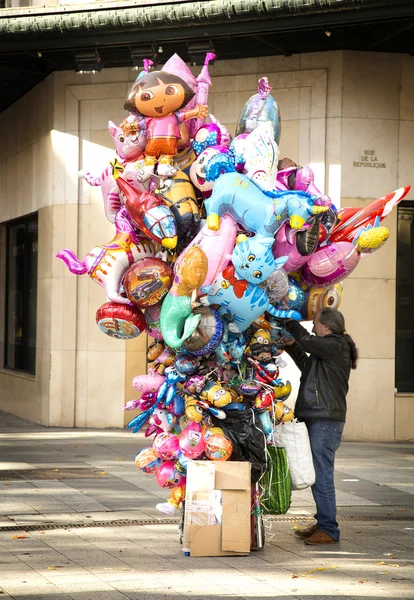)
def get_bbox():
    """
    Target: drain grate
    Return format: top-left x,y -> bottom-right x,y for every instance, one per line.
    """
0,514 -> 412,533
0,468 -> 109,481
0,518 -> 180,532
